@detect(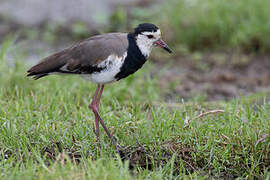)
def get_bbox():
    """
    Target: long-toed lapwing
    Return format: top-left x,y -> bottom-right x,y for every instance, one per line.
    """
27,23 -> 172,151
